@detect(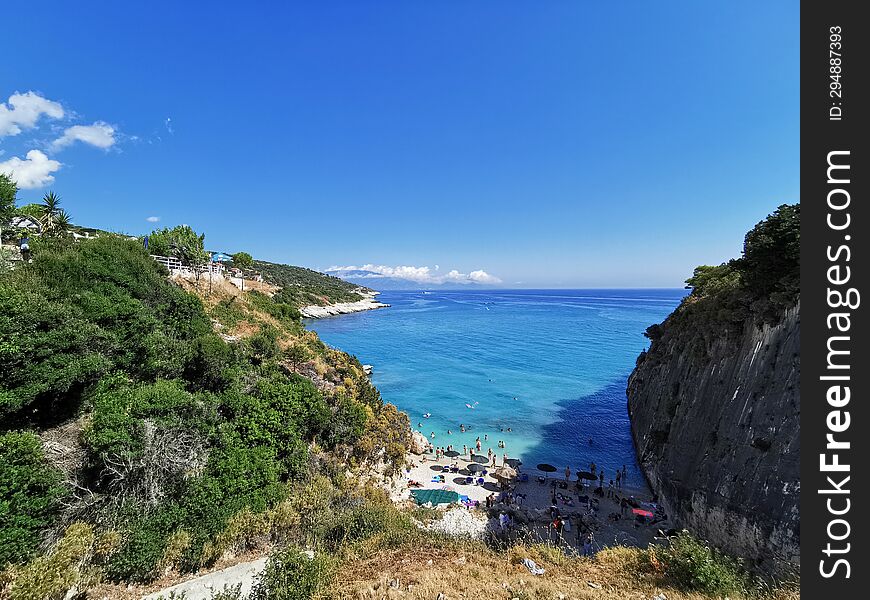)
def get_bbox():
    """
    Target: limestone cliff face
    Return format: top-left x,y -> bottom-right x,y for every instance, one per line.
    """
627,300 -> 800,571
